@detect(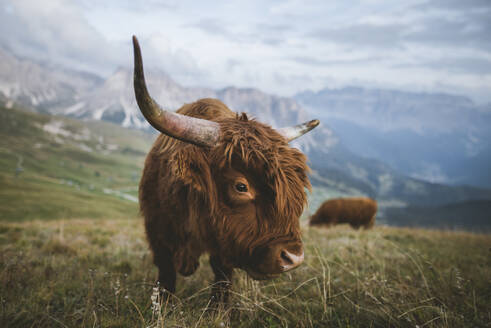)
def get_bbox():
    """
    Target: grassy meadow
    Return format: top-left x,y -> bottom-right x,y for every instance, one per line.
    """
1,107 -> 490,327
1,220 -> 490,327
